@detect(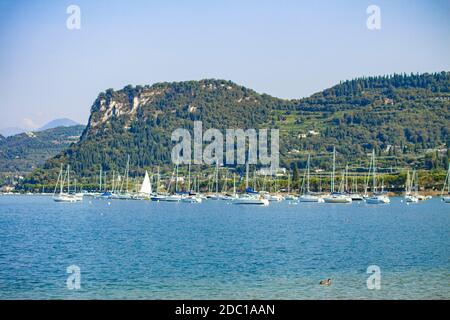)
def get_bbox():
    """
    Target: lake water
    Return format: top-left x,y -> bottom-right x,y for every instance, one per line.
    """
0,195 -> 448,299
